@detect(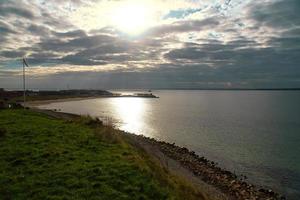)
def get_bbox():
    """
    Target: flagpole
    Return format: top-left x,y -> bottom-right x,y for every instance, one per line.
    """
23,59 -> 26,109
